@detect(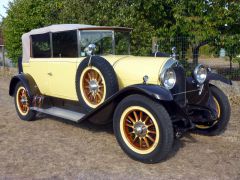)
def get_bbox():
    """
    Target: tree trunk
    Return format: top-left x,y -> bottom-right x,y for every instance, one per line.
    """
192,41 -> 208,67
192,46 -> 199,67
229,56 -> 232,76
